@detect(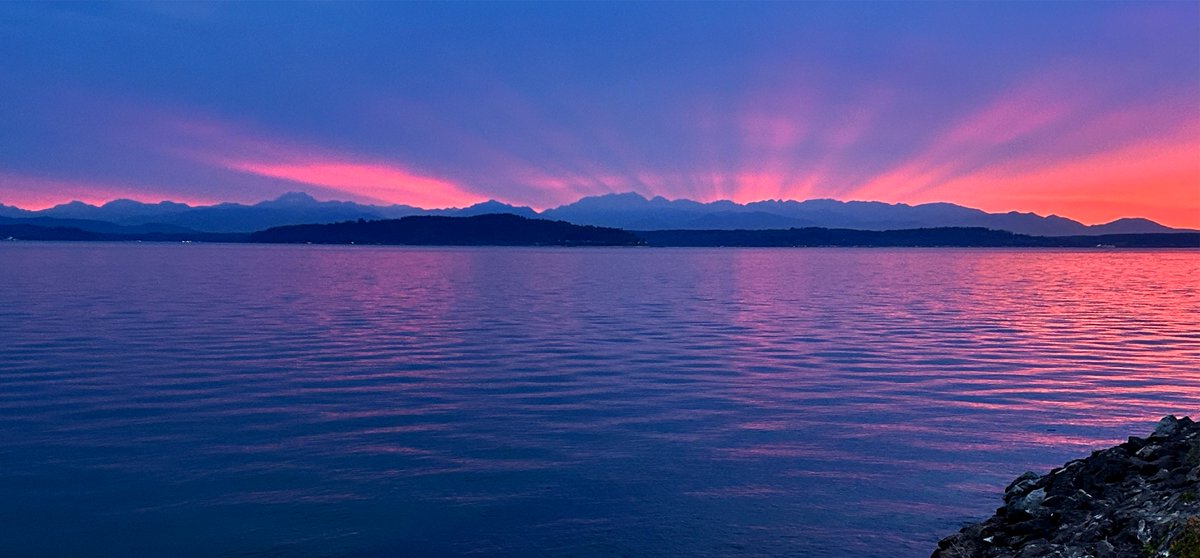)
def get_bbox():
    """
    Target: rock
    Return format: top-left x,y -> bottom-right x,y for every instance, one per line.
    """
1041,495 -> 1068,509
1128,457 -> 1160,476
931,416 -> 1200,558
1006,471 -> 1041,499
1154,416 -> 1181,438
1010,488 -> 1046,513
1136,518 -> 1150,544
1137,443 -> 1161,460
1187,441 -> 1200,467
